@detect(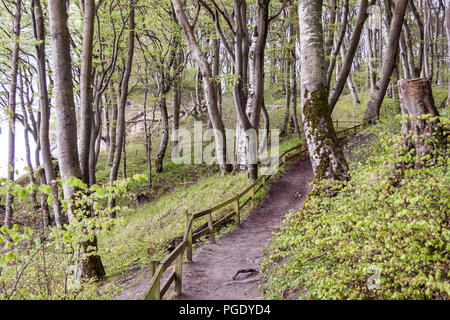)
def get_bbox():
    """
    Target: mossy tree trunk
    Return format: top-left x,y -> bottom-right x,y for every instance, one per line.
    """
298,0 -> 349,181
